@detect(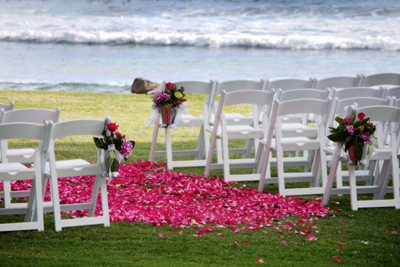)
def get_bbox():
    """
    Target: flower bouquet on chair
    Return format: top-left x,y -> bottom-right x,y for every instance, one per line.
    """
327,109 -> 376,166
153,82 -> 187,127
94,122 -> 135,181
